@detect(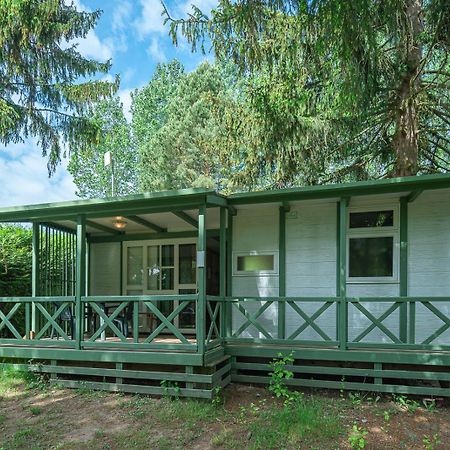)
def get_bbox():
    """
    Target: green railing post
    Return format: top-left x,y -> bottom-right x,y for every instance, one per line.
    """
399,196 -> 408,343
278,205 -> 287,339
133,300 -> 139,343
31,222 -> 40,337
75,214 -> 86,350
197,204 -> 206,354
219,207 -> 227,339
338,198 -> 348,350
226,209 -> 234,337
